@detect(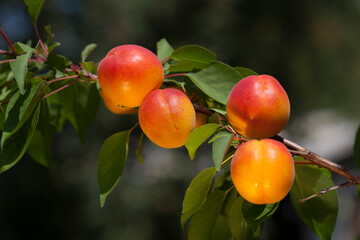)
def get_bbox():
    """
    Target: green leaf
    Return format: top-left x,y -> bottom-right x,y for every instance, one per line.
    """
354,125 -> 360,168
49,82 -> 100,142
242,200 -> 279,232
0,103 -> 40,173
185,123 -> 220,160
27,130 -> 53,168
45,25 -> 53,45
136,133 -> 144,164
211,132 -> 234,171
46,53 -> 67,73
24,0 -> 46,24
188,190 -> 226,240
181,167 -> 216,228
9,53 -> 32,94
81,61 -> 97,74
1,80 -> 48,148
210,214 -> 233,240
17,42 -> 35,54
233,67 -> 258,78
171,45 -> 216,63
188,61 -> 241,105
168,45 -> 216,72
98,128 -> 134,207
290,165 -> 338,240
81,43 -> 98,62
228,195 -> 262,240
157,38 -> 174,61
